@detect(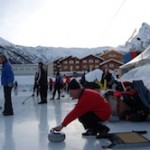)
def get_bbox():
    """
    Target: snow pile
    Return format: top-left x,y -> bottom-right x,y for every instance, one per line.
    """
120,64 -> 150,90
85,69 -> 103,82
